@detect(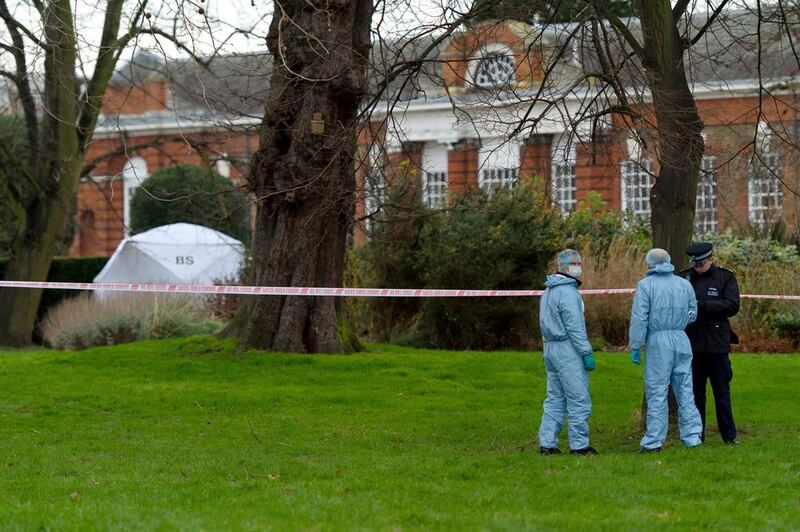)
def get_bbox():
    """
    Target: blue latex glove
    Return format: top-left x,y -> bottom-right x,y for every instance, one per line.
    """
582,354 -> 596,372
630,348 -> 641,365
